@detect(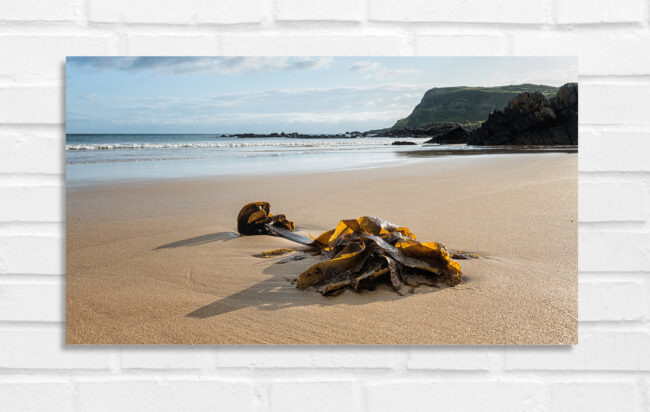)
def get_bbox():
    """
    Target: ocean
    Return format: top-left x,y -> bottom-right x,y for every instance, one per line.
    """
66,134 -> 575,186
65,133 -> 443,185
